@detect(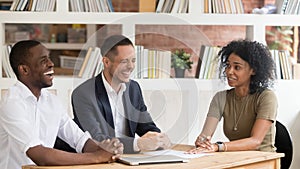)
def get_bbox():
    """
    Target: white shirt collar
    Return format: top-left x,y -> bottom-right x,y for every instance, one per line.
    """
15,80 -> 49,101
101,73 -> 126,95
